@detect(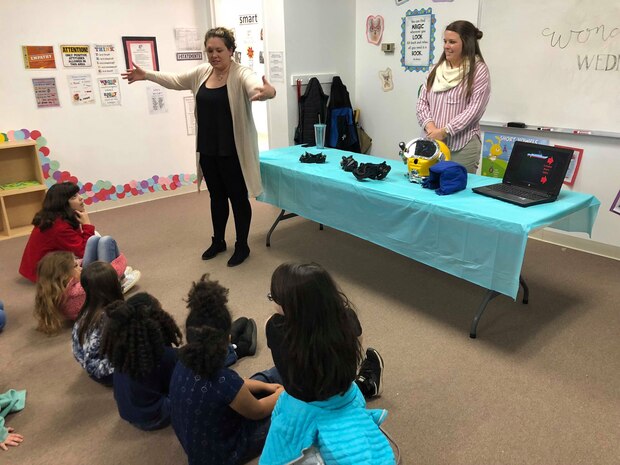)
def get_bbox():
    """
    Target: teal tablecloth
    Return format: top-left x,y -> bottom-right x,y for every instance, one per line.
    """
258,146 -> 600,299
